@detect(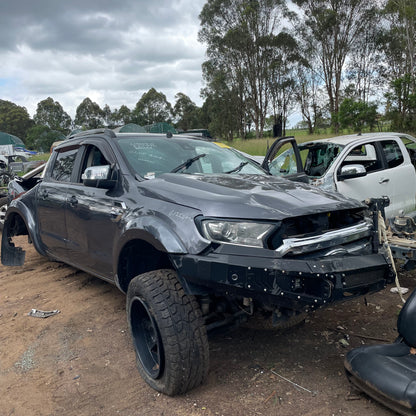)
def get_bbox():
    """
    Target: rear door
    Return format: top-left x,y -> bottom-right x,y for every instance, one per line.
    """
36,145 -> 80,260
